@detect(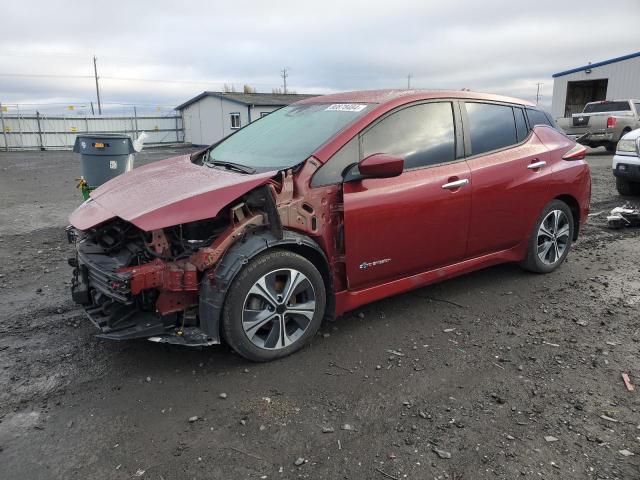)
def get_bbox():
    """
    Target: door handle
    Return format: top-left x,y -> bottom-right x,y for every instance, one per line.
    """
441,178 -> 469,190
527,160 -> 547,170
